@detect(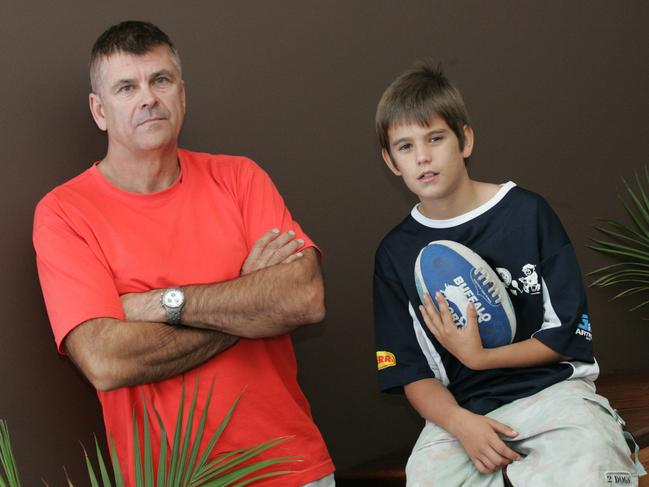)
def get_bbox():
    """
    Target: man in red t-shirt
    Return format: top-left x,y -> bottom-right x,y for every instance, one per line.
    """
33,21 -> 334,486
